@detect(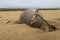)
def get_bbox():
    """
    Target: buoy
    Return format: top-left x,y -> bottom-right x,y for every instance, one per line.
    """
19,9 -> 43,28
